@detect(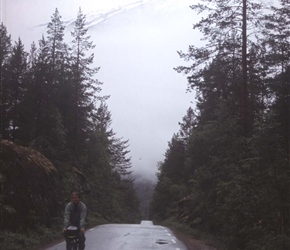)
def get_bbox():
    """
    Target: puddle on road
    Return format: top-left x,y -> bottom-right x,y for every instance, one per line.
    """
156,239 -> 169,244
